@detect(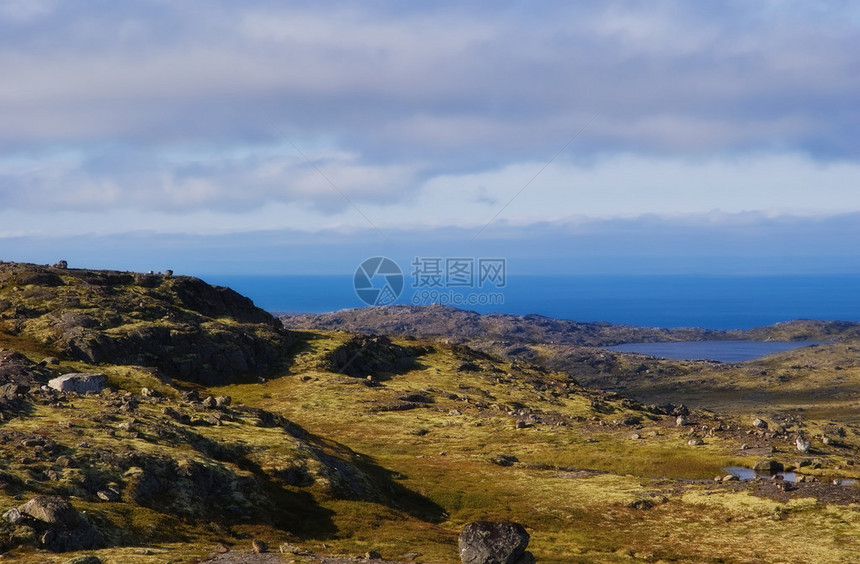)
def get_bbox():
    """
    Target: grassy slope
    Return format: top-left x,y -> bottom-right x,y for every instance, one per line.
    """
1,269 -> 859,563
6,329 -> 859,562
203,331 -> 860,563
